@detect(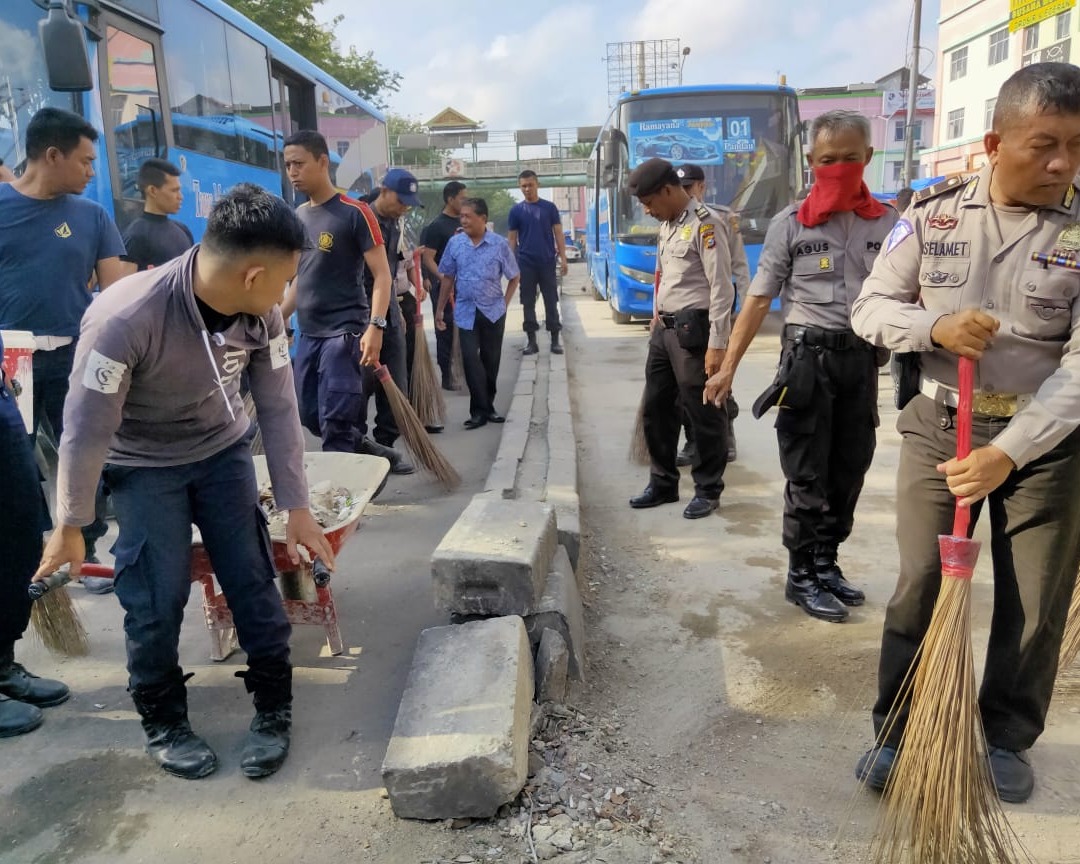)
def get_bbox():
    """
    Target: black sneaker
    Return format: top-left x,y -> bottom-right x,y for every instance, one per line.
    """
988,747 -> 1035,803
855,744 -> 897,792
